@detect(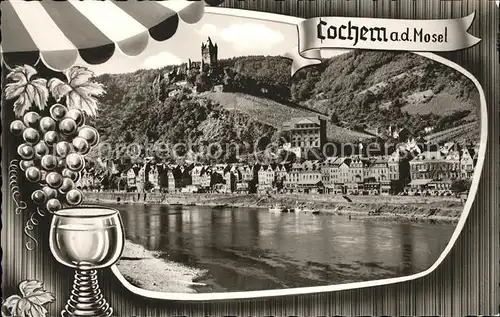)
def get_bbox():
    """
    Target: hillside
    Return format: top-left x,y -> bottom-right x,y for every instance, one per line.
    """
201,92 -> 373,143
423,122 -> 480,144
292,51 -> 478,136
213,51 -> 479,140
91,50 -> 480,165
